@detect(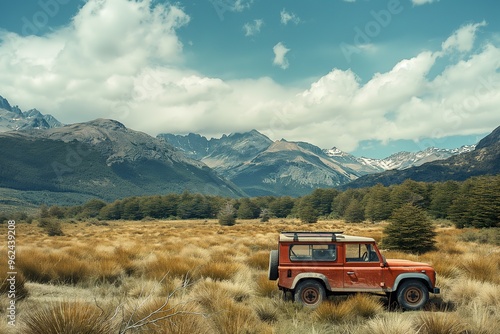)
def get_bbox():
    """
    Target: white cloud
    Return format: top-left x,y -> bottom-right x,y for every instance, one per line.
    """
232,0 -> 254,12
243,19 -> 264,36
412,0 -> 439,5
0,0 -> 189,121
280,9 -> 300,25
441,21 -> 487,53
272,42 -> 290,69
0,4 -> 498,155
